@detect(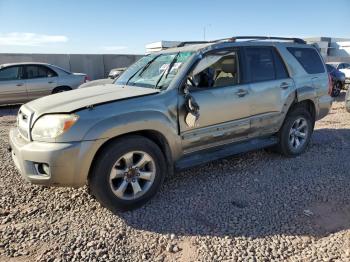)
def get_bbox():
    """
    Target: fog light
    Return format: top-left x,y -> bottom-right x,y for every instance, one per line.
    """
35,163 -> 50,176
